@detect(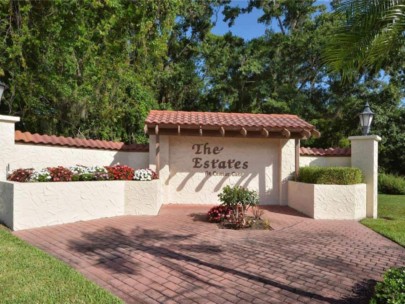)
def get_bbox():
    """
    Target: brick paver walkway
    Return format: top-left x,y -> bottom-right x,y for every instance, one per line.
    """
15,205 -> 405,304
